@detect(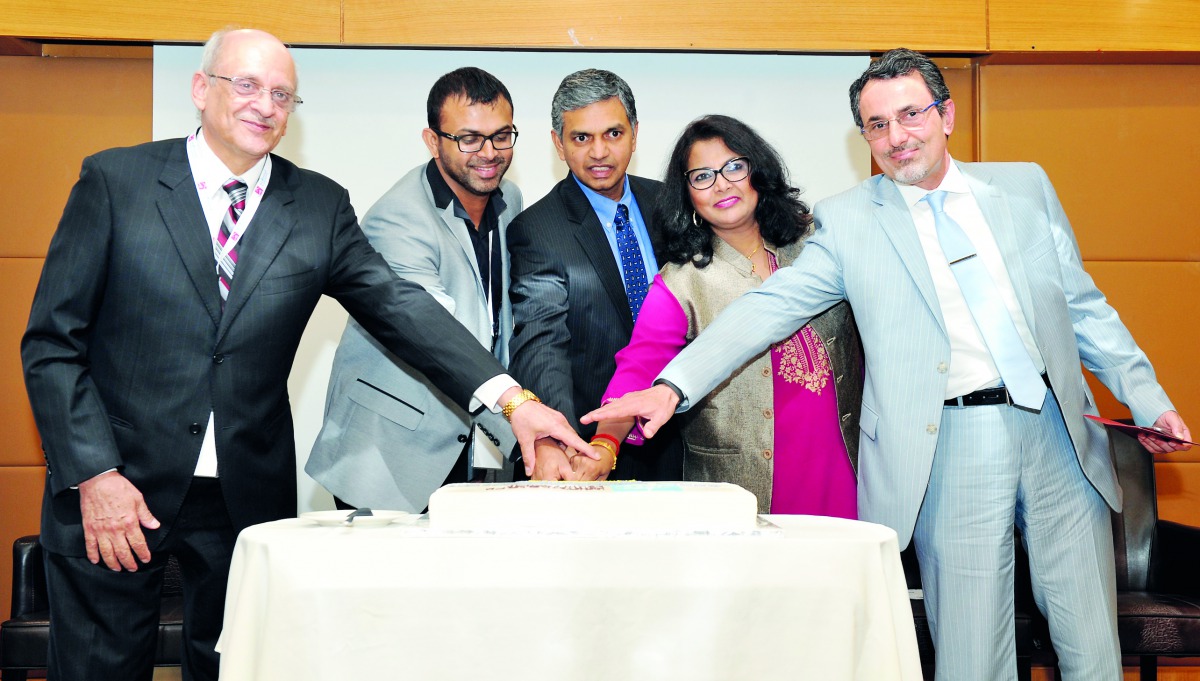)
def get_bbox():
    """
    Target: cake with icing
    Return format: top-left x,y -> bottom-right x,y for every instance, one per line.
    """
428,480 -> 759,531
